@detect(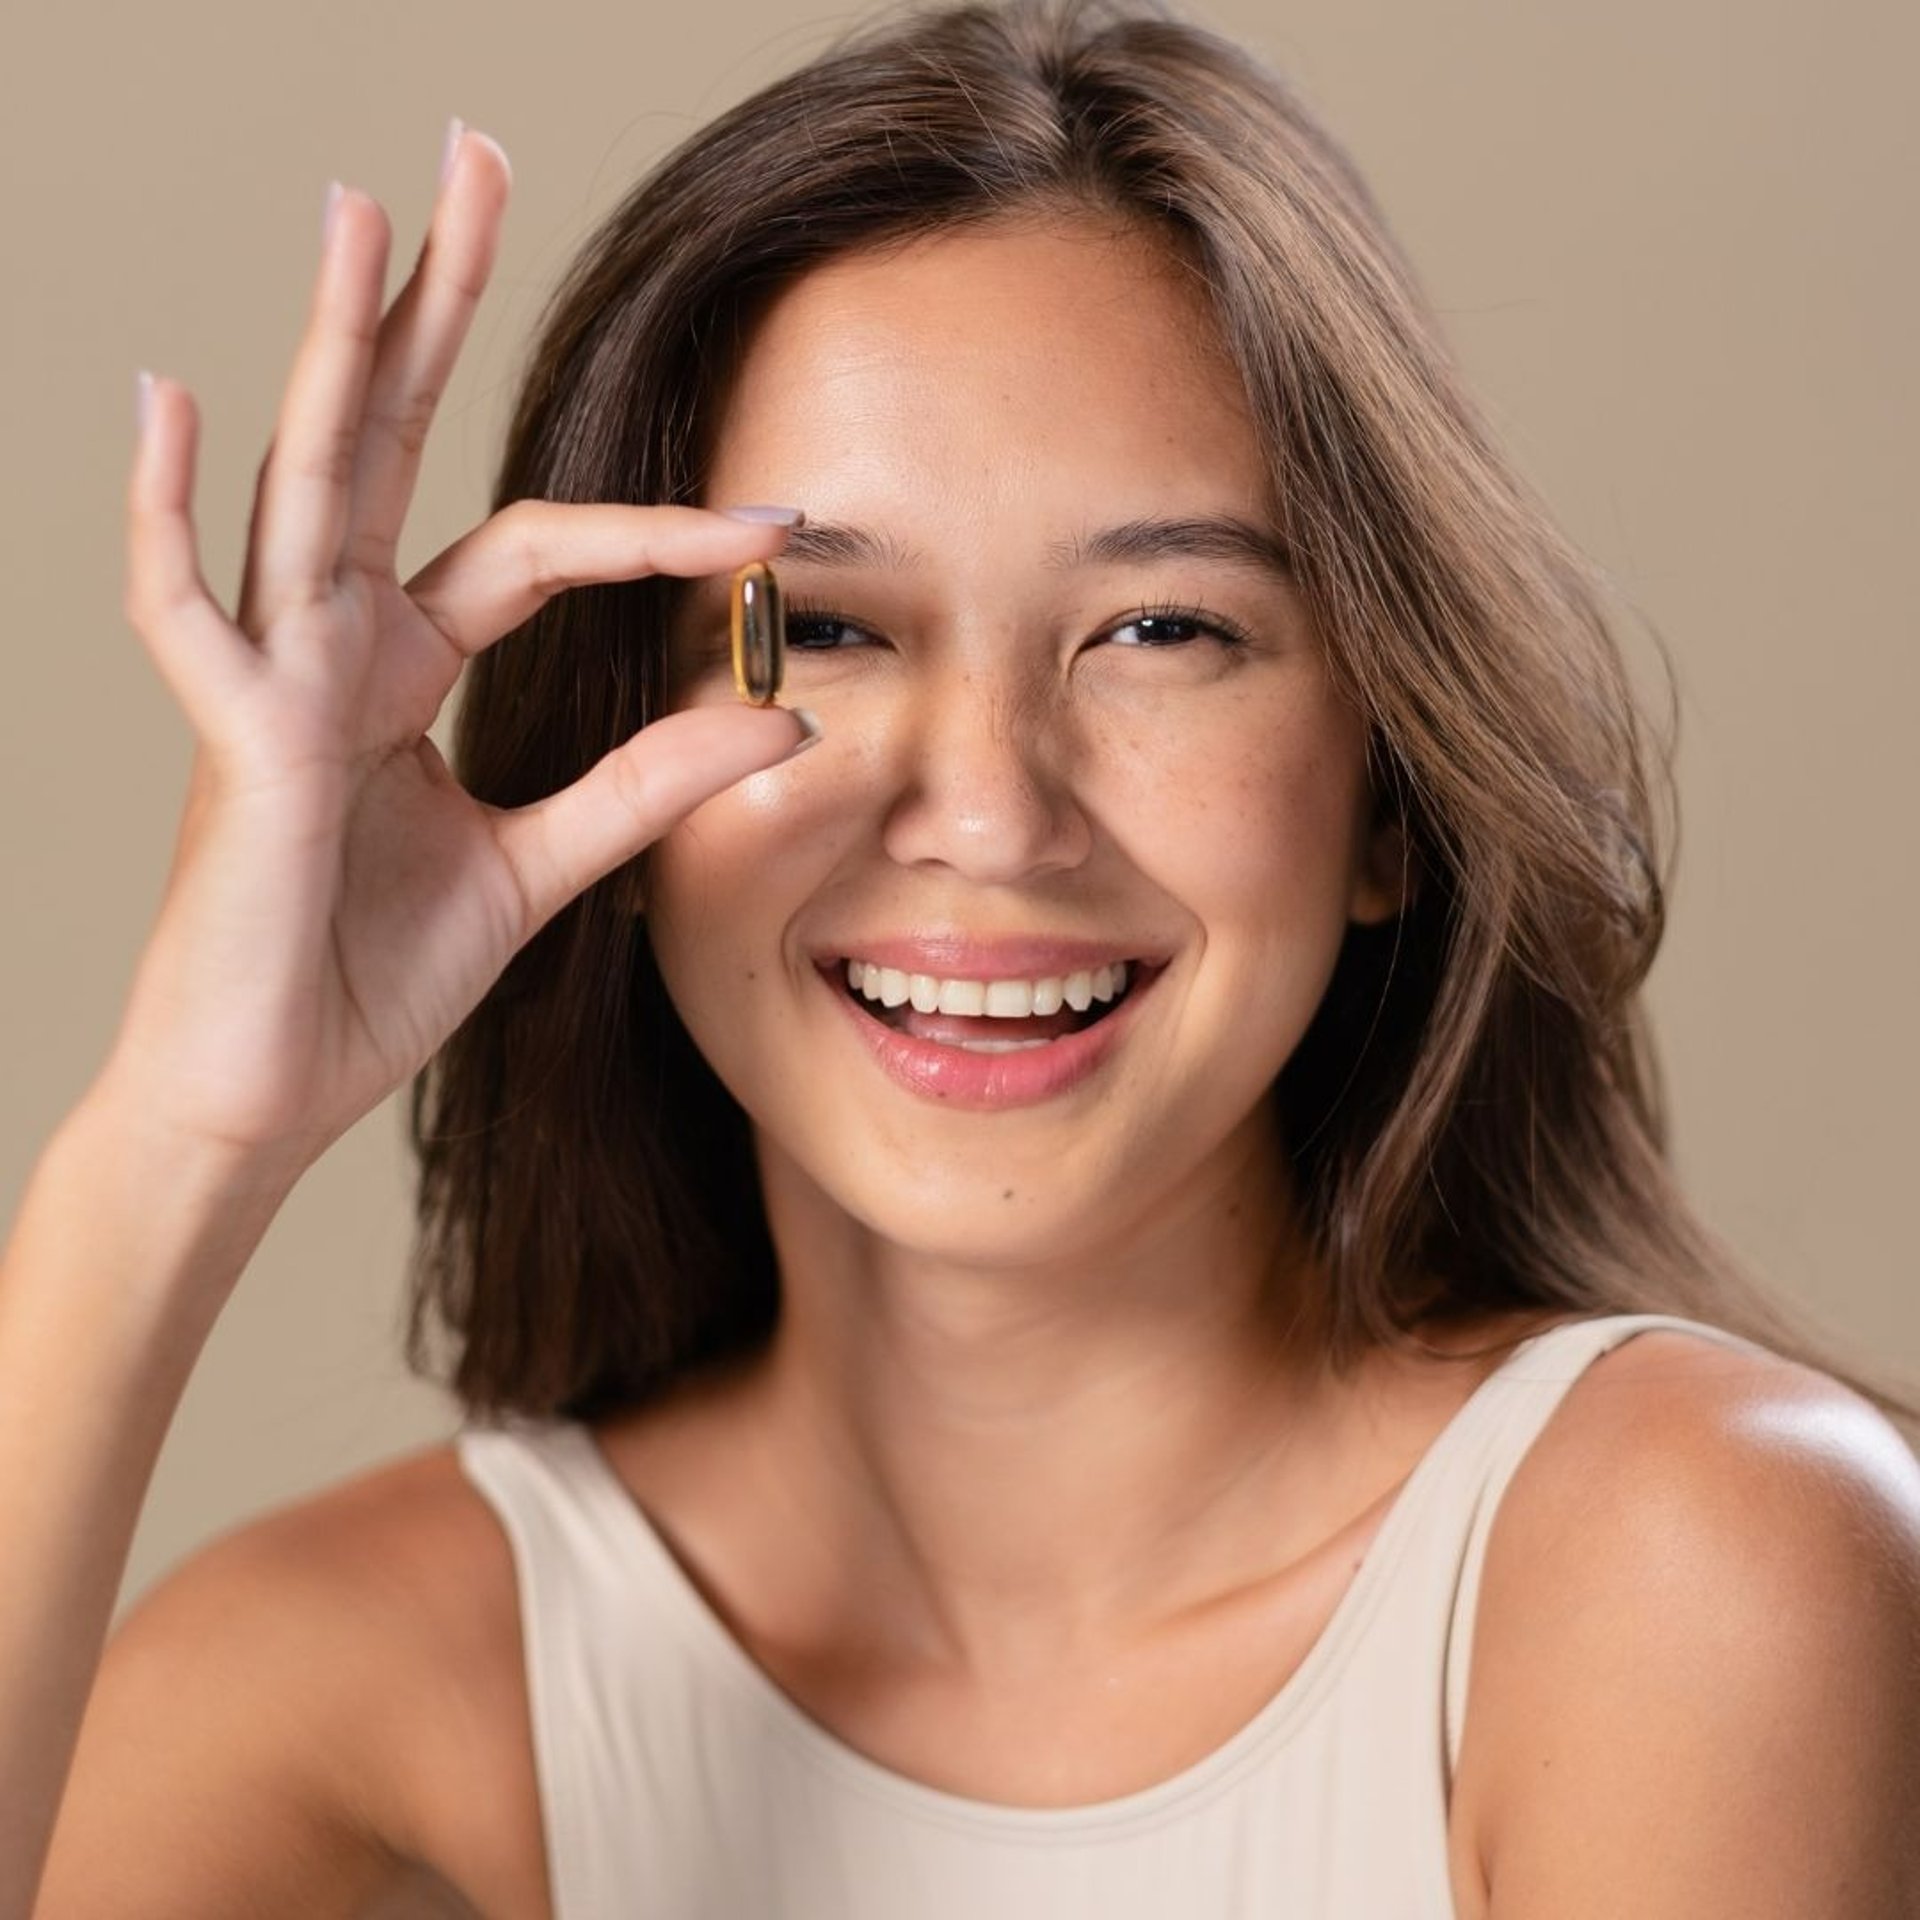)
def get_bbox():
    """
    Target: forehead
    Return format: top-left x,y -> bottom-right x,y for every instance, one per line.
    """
705,216 -> 1269,511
